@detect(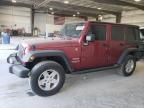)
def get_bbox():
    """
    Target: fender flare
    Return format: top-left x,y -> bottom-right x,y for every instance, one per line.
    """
117,48 -> 138,65
22,50 -> 74,72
